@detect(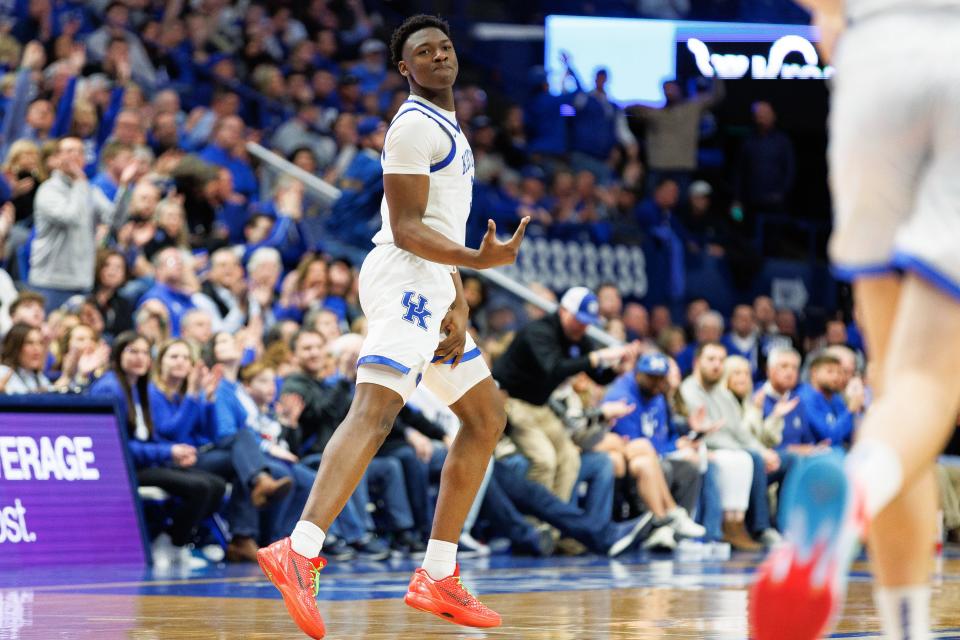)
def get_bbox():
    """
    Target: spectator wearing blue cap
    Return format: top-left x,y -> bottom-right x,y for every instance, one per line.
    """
325,116 -> 387,251
602,352 -> 706,550
492,286 -> 641,501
